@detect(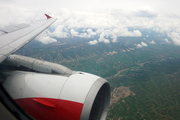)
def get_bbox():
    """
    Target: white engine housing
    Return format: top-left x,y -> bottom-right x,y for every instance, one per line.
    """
3,71 -> 110,120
